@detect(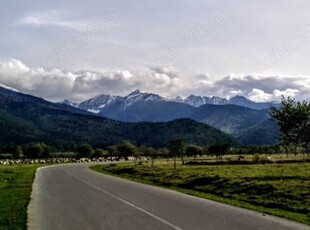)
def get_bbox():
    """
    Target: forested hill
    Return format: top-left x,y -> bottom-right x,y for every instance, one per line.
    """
0,87 -> 236,148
